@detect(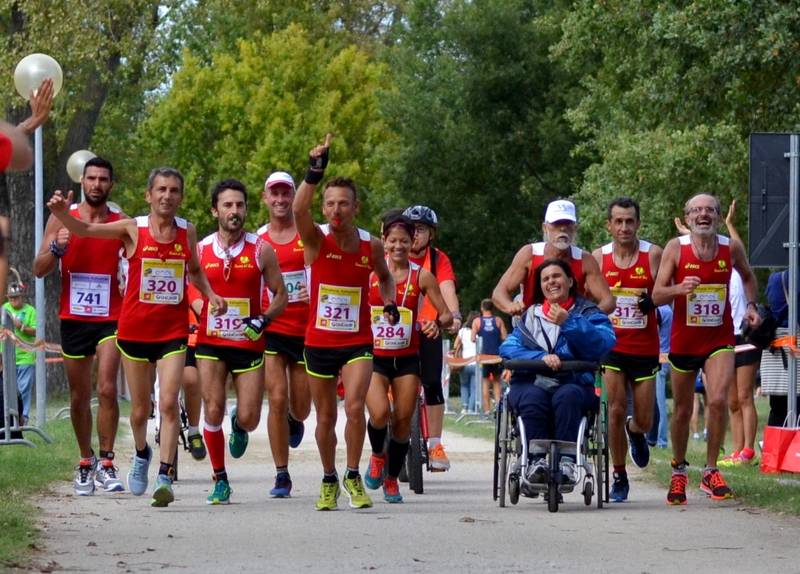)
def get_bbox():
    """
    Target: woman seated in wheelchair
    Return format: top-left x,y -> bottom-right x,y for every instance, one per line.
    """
500,258 -> 615,486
